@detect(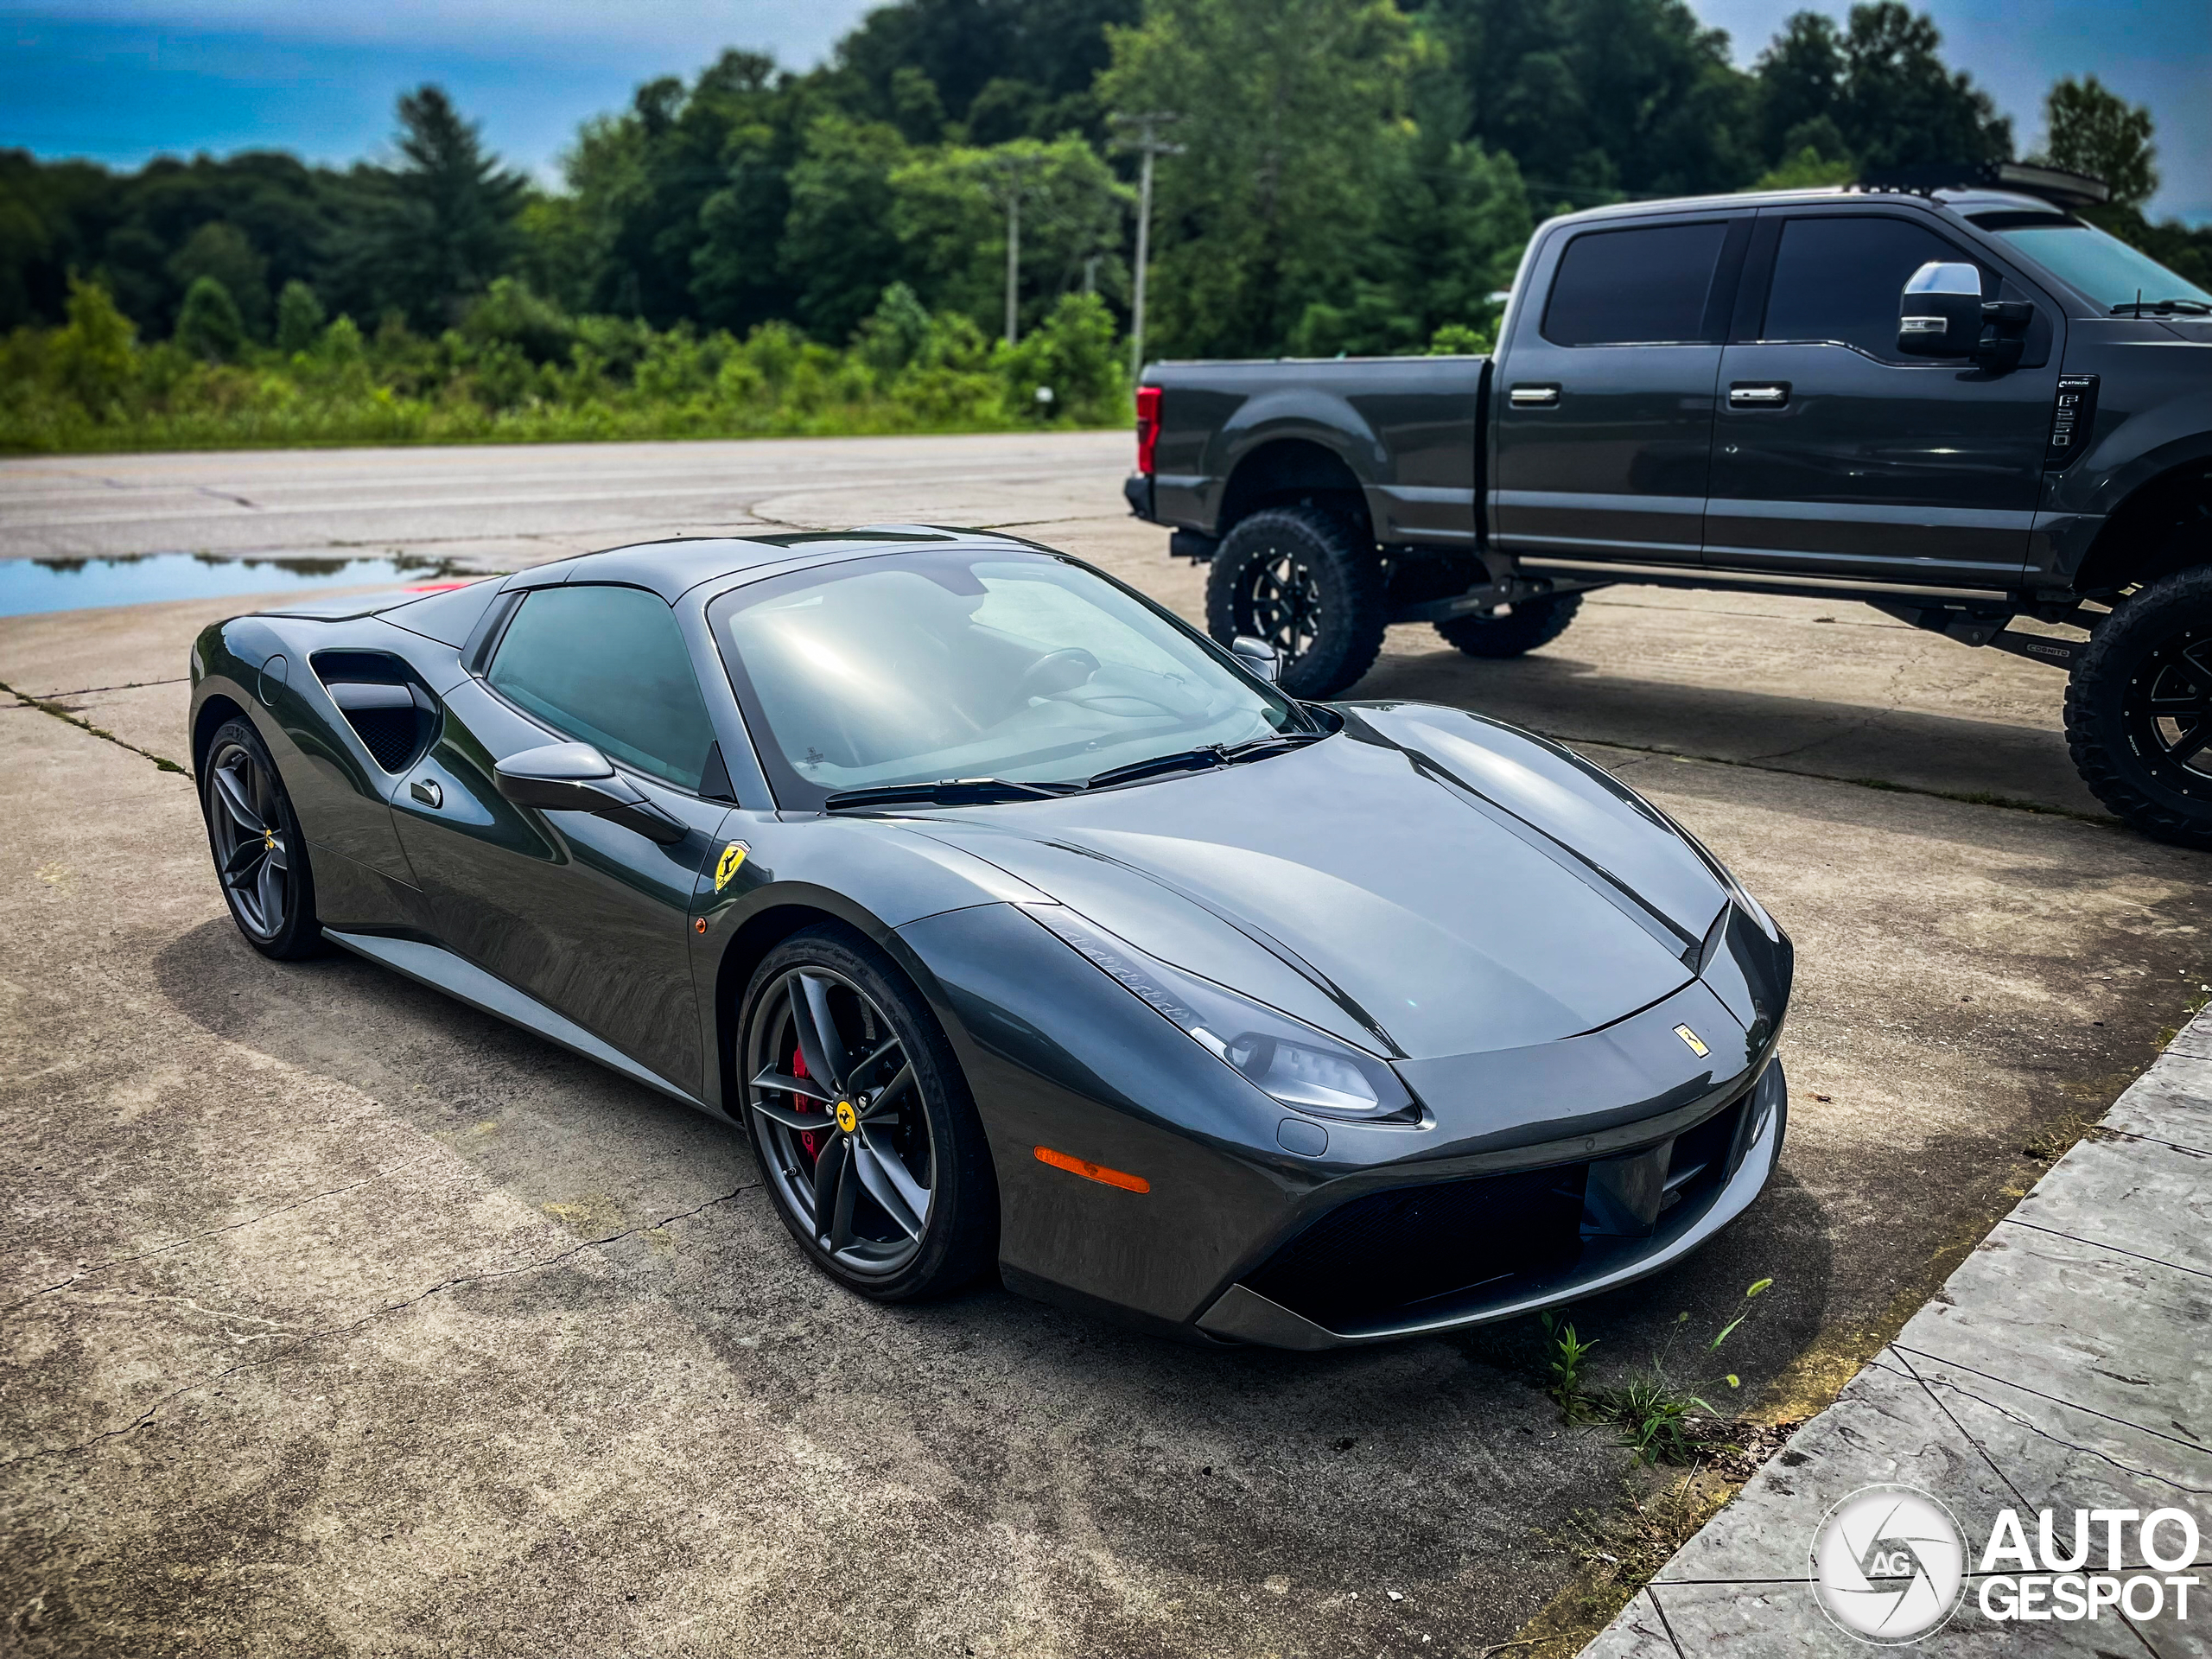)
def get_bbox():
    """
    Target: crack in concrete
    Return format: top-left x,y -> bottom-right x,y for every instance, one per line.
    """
1895,1345 -> 2212,1484
0,677 -> 190,775
3,1182 -> 760,1465
1738,654 -> 1919,767
1887,1345 -> 2036,1512
1,1154 -> 445,1317
42,675 -> 192,699
2002,1216 -> 2212,1281
1544,727 -> 2116,826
